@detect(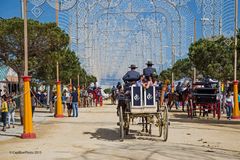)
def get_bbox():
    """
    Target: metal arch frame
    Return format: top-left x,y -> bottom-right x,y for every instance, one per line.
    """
61,0 -> 190,86
92,7 -> 171,79
94,0 -> 181,84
